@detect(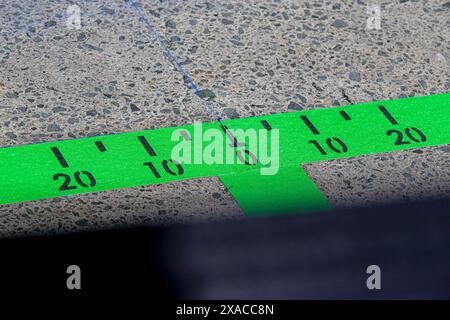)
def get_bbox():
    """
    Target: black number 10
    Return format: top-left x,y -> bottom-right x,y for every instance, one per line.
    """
308,137 -> 348,155
144,159 -> 184,178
